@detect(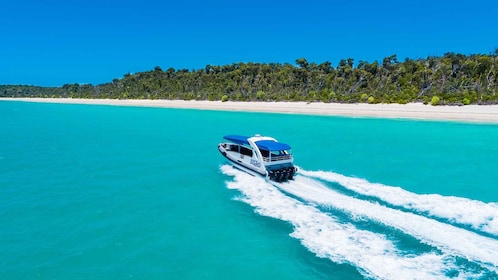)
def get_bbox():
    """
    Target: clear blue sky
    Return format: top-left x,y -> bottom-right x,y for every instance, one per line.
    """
1,0 -> 497,86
